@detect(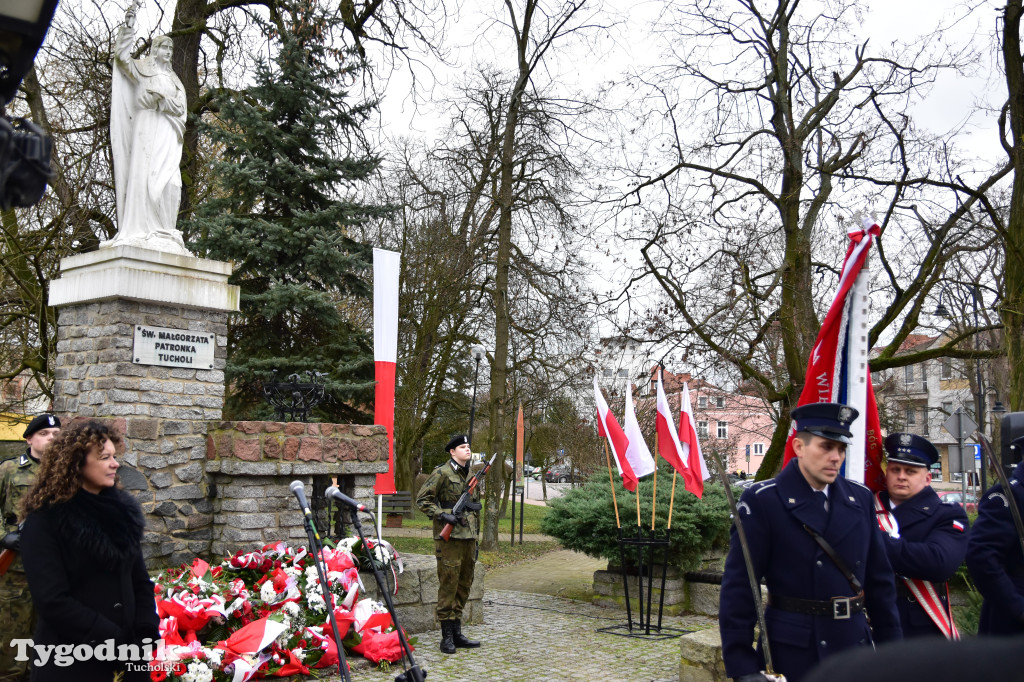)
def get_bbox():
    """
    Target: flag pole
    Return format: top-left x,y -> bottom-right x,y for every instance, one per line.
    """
635,481 -> 642,529
667,472 -> 677,529
651,432 -> 658,530
604,440 -> 621,528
